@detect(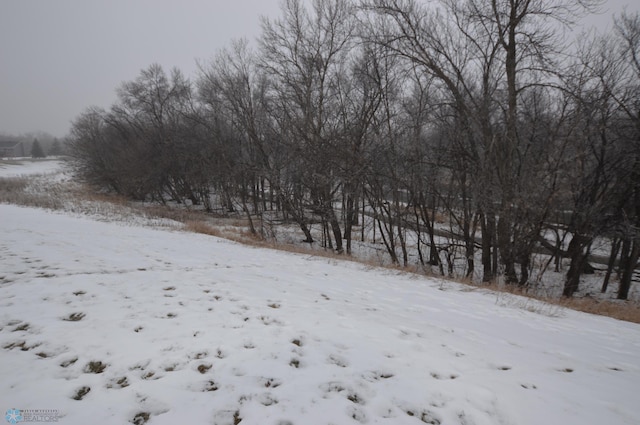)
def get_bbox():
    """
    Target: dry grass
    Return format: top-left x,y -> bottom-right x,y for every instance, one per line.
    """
459,280 -> 640,324
183,219 -> 264,246
183,220 -> 224,237
0,176 -> 29,192
0,176 -> 66,210
67,188 -> 131,207
557,297 -> 640,324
